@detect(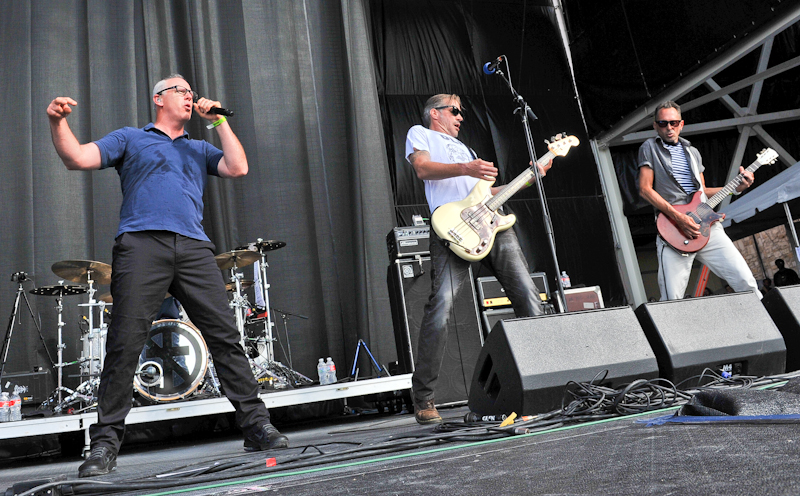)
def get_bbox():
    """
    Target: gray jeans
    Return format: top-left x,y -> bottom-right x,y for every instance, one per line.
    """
411,228 -> 543,403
